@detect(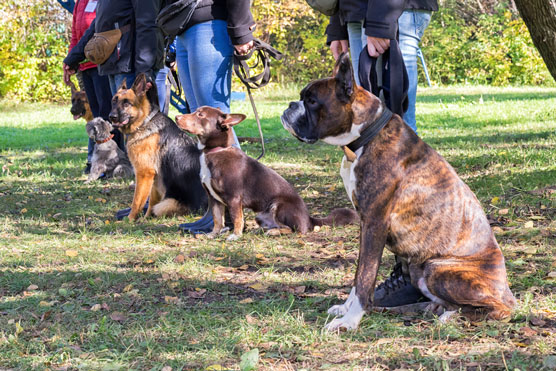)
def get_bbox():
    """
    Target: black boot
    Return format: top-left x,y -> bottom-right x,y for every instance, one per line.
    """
373,262 -> 430,307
